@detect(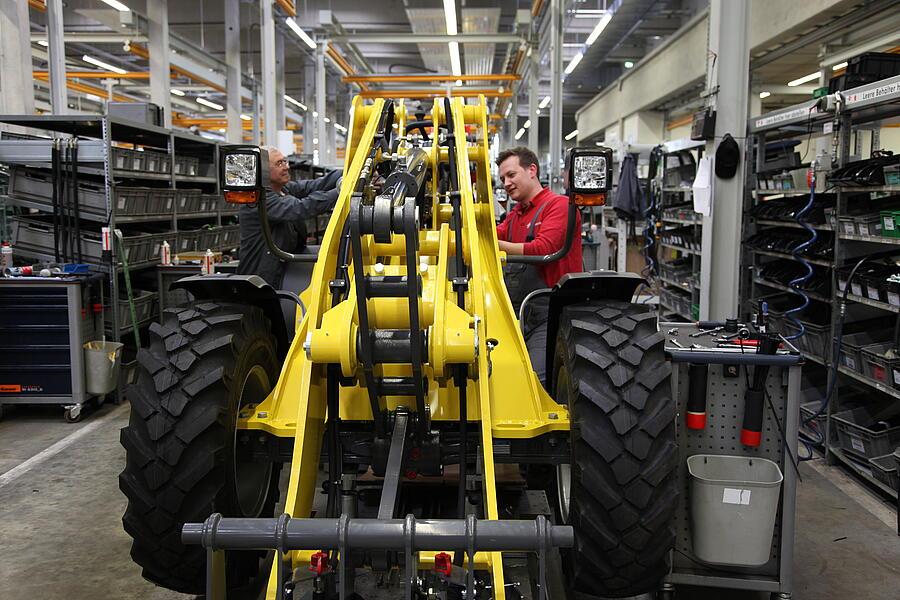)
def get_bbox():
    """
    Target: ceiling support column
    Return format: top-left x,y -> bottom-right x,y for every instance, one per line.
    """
548,0 -> 563,190
45,0 -> 67,114
706,0 -> 750,319
0,0 -> 35,115
147,0 -> 171,127
527,43 -> 539,154
275,29 -> 286,132
315,43 -> 326,165
224,0 -> 242,143
260,0 -> 277,146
